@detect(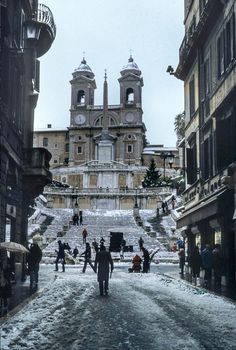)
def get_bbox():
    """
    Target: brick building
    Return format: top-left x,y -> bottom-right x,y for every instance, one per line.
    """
0,1 -> 55,278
